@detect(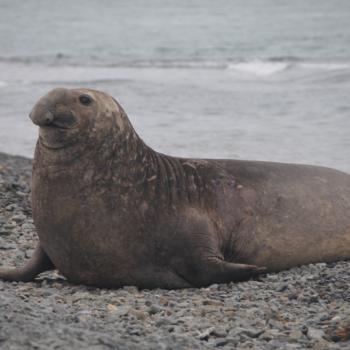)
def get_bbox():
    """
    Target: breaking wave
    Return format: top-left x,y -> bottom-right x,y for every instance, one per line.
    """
228,61 -> 292,76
